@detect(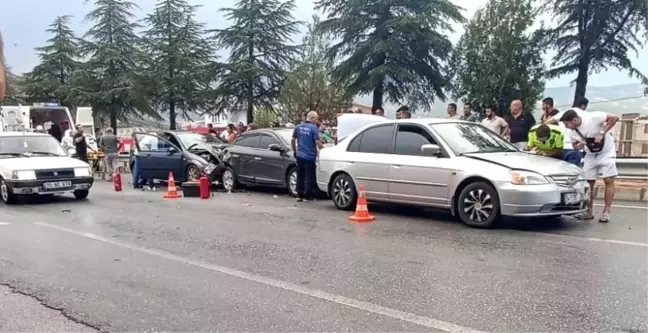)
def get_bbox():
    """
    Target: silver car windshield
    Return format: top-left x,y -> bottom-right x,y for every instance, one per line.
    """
430,122 -> 518,155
